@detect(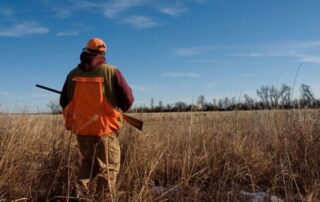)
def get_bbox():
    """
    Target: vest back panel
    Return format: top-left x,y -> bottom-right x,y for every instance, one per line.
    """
64,77 -> 122,136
